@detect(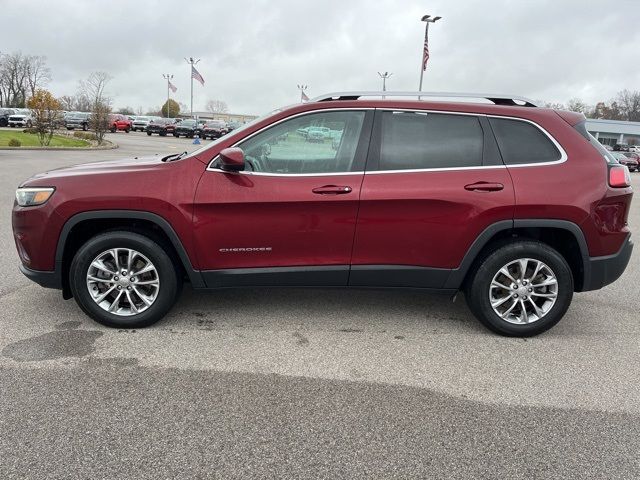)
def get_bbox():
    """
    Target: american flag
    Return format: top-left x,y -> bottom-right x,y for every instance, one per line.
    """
168,80 -> 177,93
422,28 -> 430,71
191,66 -> 205,86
